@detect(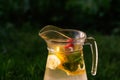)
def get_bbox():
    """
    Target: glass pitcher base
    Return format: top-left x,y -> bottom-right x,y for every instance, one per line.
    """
44,68 -> 87,80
